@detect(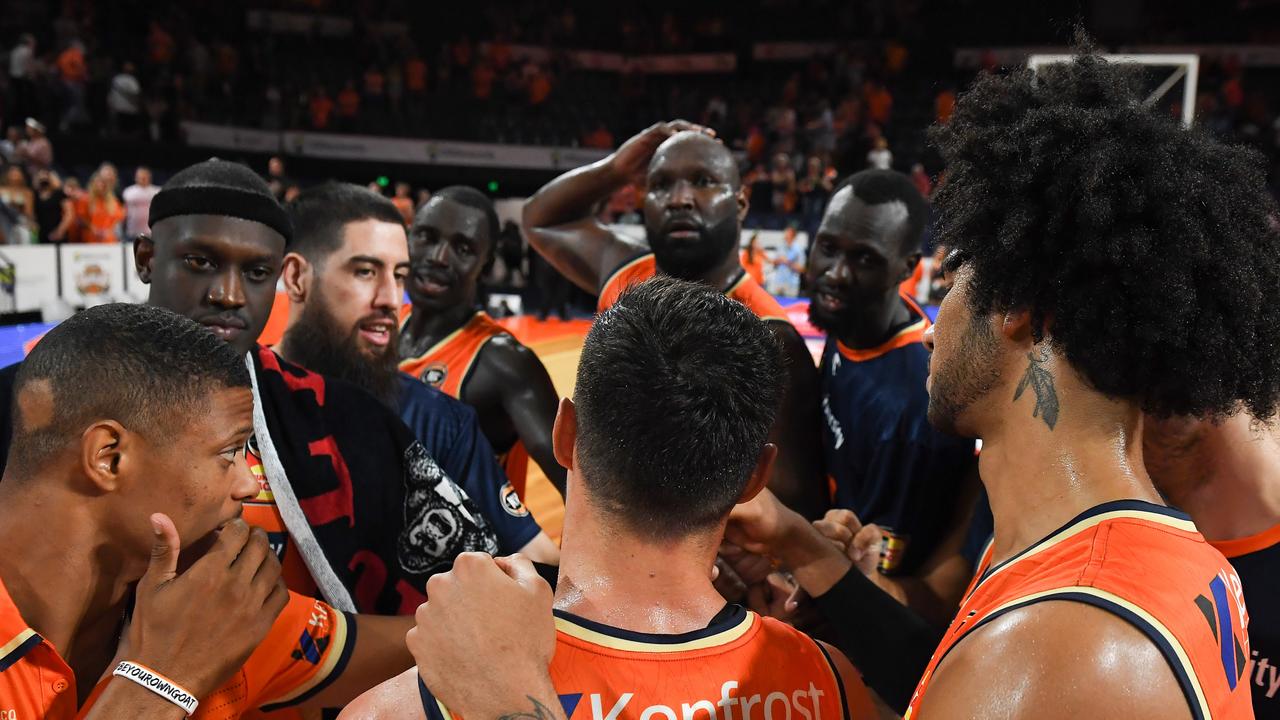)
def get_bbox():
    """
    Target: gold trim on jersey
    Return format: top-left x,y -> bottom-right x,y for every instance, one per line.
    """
981,585 -> 1210,720
402,311 -> 487,363
259,610 -> 351,707
553,611 -> 757,653
970,508 -> 1198,599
